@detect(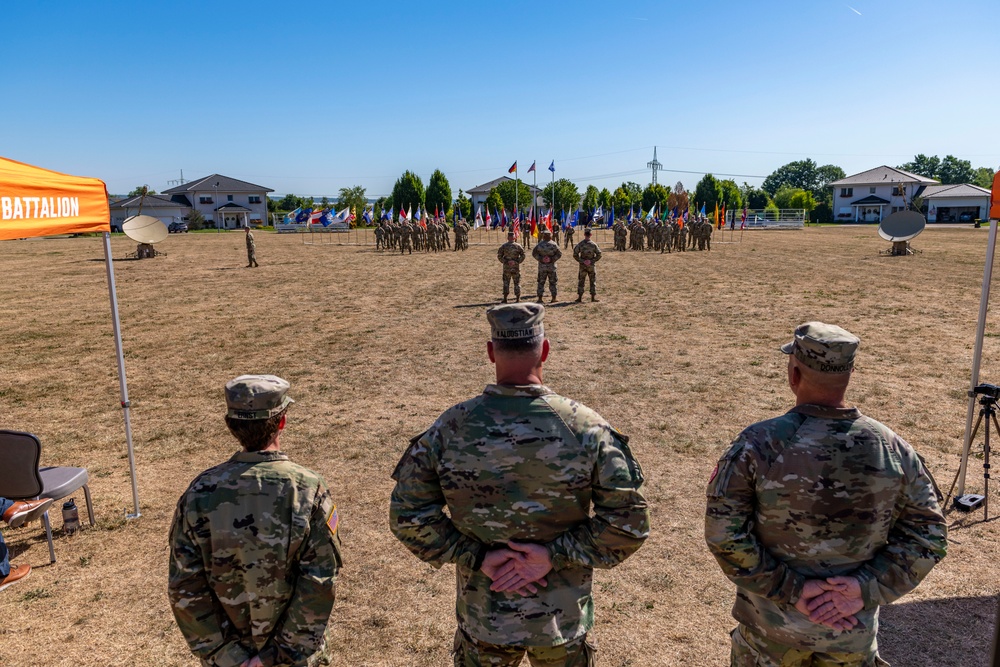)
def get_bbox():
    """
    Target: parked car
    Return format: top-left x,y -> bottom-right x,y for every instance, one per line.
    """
168,221 -> 189,233
959,212 -> 975,222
